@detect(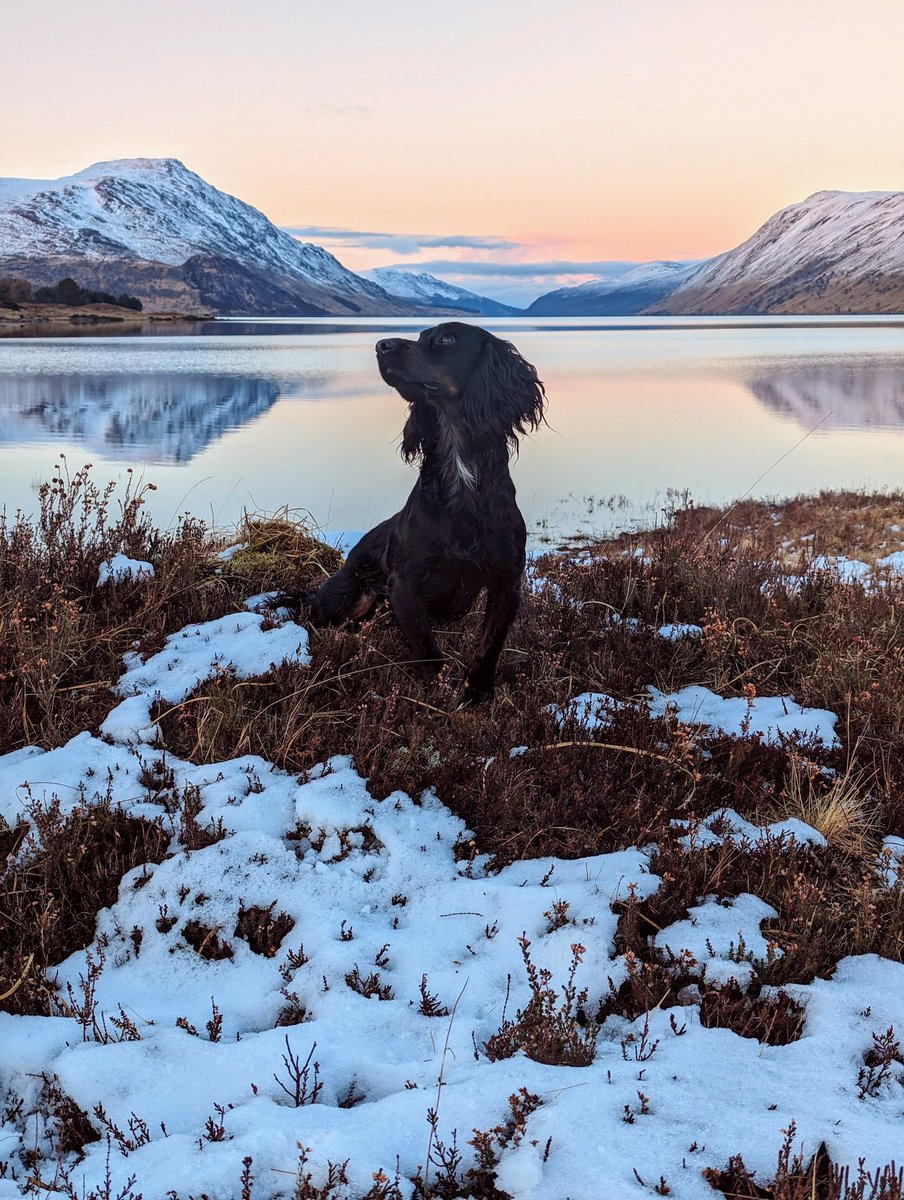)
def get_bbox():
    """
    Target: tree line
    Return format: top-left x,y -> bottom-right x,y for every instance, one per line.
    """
0,275 -> 143,311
